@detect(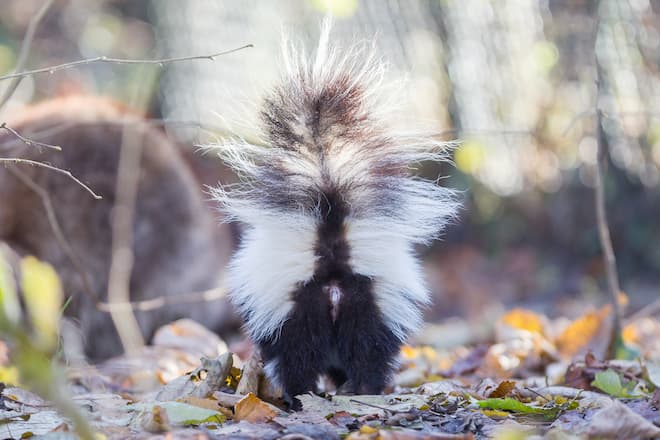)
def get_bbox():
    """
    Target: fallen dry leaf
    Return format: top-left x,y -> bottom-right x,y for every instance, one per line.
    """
587,399 -> 660,438
487,380 -> 517,398
236,348 -> 262,395
138,404 -> 170,433
178,396 -> 222,412
499,309 -> 546,336
233,392 -> 280,423
442,345 -> 488,377
555,305 -> 613,361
